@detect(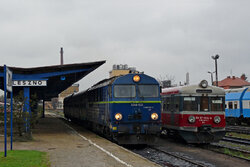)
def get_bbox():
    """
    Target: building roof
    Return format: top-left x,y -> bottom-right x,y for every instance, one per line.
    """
218,76 -> 250,88
0,61 -> 105,100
